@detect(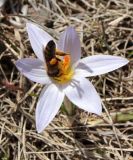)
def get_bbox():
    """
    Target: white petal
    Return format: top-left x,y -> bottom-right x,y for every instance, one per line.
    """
36,84 -> 64,133
64,77 -> 102,115
16,58 -> 51,84
26,23 -> 54,61
57,27 -> 81,64
76,55 -> 129,77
